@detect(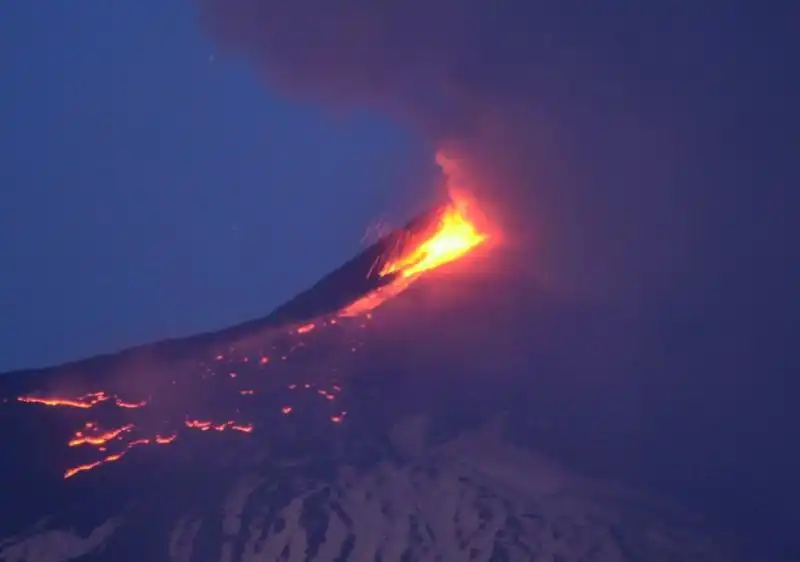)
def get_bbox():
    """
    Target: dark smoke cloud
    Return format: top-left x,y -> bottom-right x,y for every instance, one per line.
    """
198,1 -> 798,547
199,0 -> 796,302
